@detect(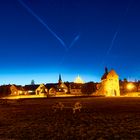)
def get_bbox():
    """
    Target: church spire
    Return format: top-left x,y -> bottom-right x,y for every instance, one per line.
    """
105,67 -> 108,74
58,74 -> 62,84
